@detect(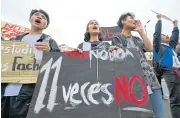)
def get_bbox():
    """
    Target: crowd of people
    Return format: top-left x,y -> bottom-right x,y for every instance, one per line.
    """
1,9 -> 180,118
